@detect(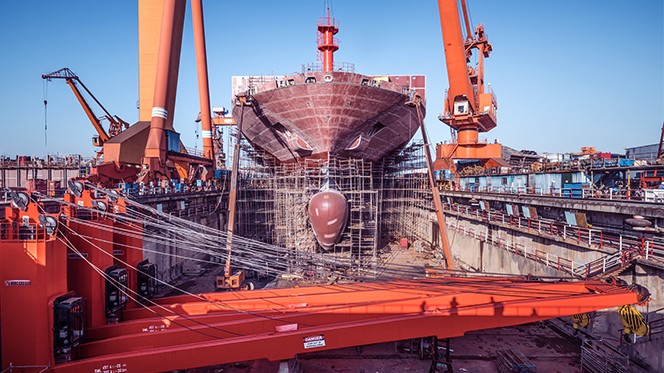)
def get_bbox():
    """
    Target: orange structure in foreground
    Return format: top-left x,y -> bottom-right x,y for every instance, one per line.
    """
0,189 -> 644,372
